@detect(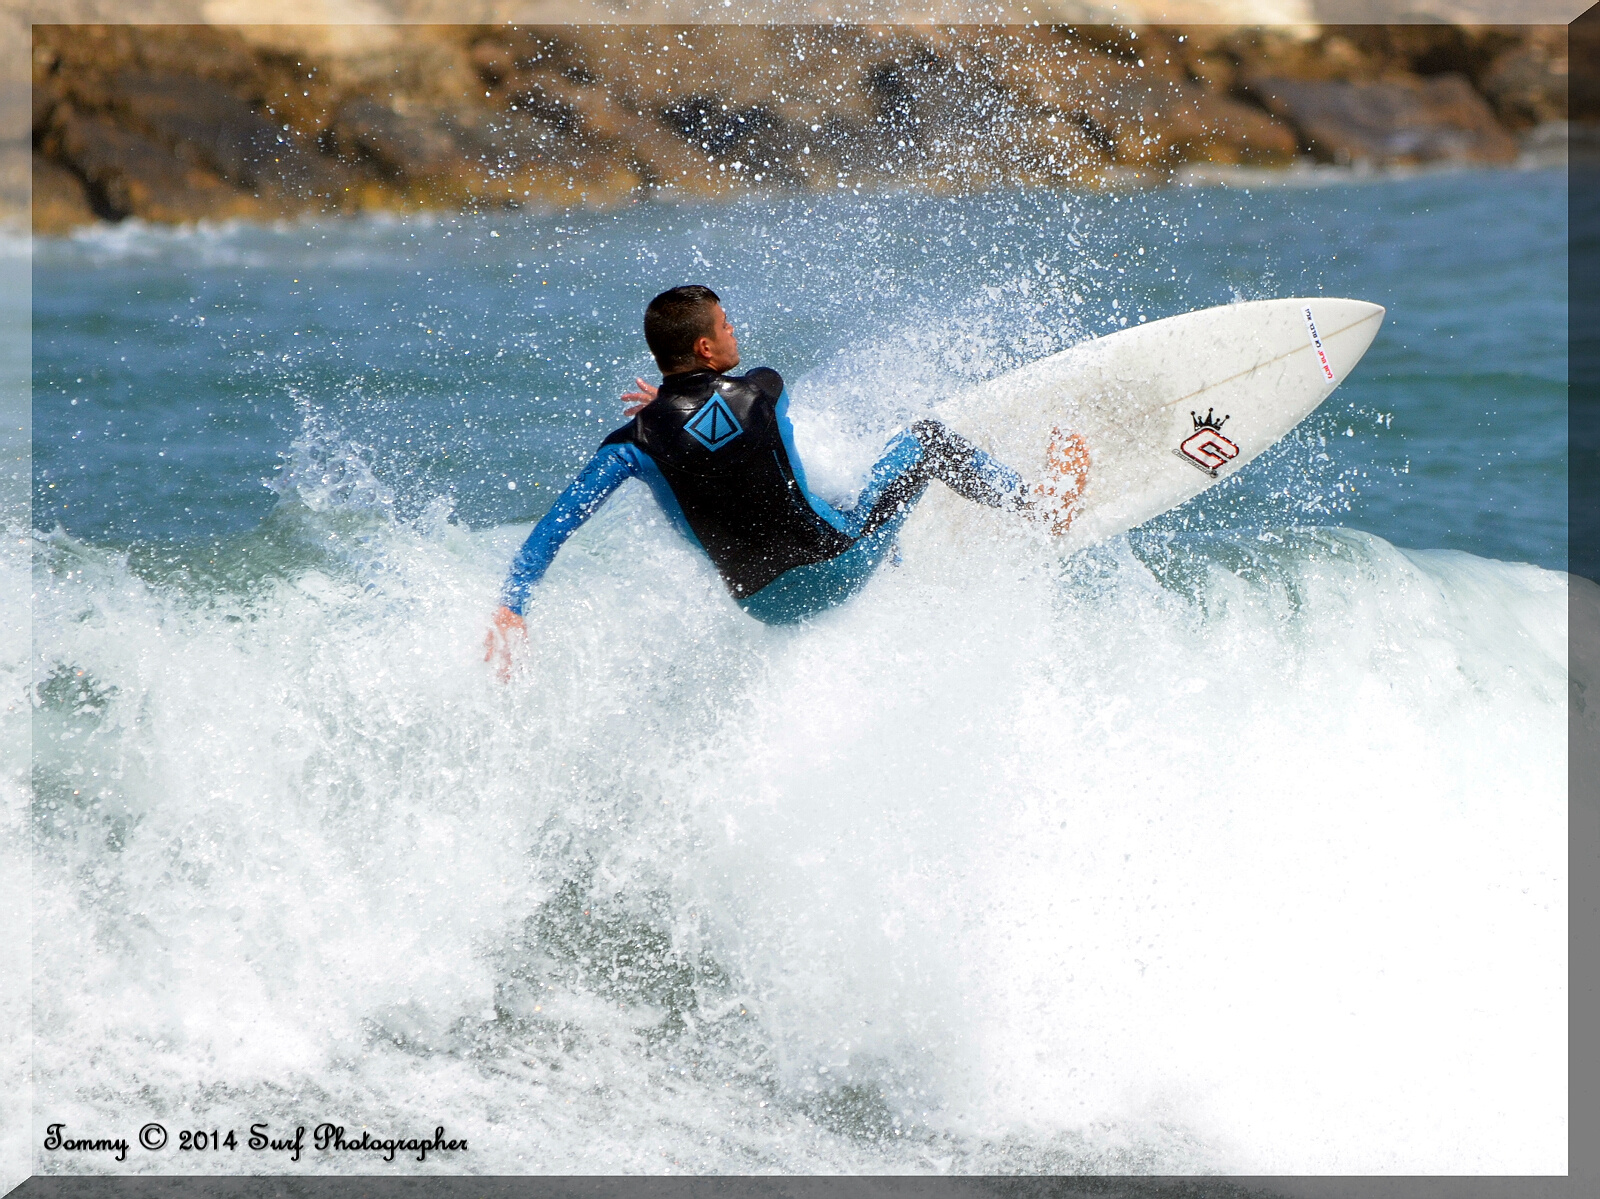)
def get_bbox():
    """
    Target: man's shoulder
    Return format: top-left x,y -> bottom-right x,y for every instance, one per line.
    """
742,366 -> 784,393
727,366 -> 784,401
599,423 -> 637,449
